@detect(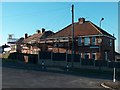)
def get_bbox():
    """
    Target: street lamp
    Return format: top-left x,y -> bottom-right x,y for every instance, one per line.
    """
98,18 -> 104,69
99,18 -> 104,59
100,18 -> 104,28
